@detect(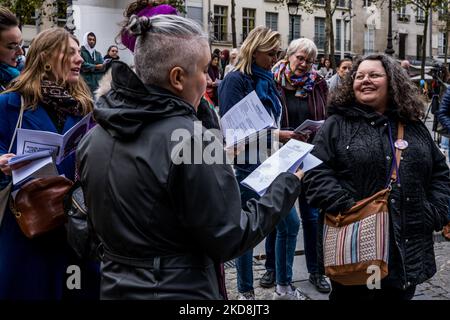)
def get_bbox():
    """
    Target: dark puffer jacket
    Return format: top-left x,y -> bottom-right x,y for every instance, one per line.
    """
77,61 -> 301,300
303,103 -> 450,289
